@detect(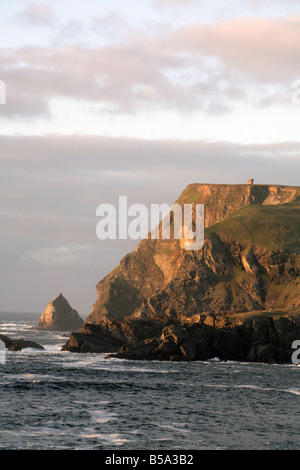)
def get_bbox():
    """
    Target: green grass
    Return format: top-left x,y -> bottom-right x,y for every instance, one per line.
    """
220,306 -> 300,319
206,201 -> 300,253
229,307 -> 300,318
